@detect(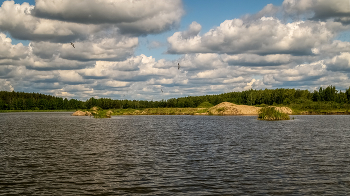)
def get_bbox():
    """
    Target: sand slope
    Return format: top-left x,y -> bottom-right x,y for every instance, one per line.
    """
72,110 -> 92,116
207,102 -> 292,115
